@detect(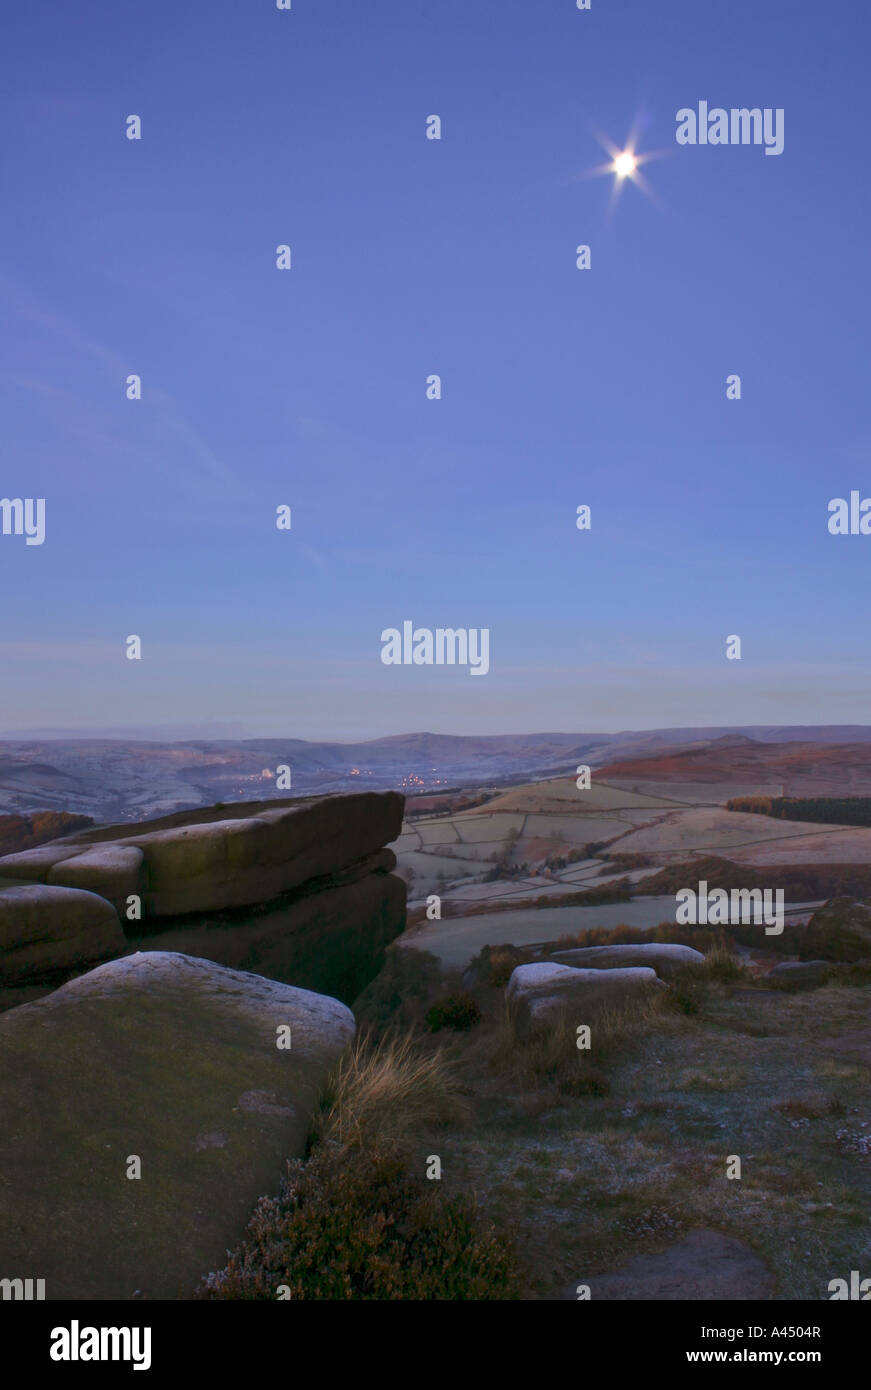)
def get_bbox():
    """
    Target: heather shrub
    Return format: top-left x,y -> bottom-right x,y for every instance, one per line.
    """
198,1143 -> 521,1300
426,991 -> 481,1032
465,943 -> 535,989
662,981 -> 702,1016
